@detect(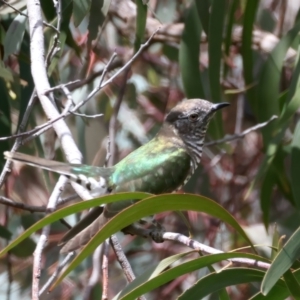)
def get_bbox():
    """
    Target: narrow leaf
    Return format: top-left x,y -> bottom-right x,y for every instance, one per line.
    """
179,0 -> 205,99
291,122 -> 300,210
0,192 -> 150,257
4,13 -> 27,60
261,226 -> 300,295
114,253 -> 268,300
207,0 -> 226,138
52,193 -> 253,288
178,268 -> 279,300
283,270 -> 300,299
